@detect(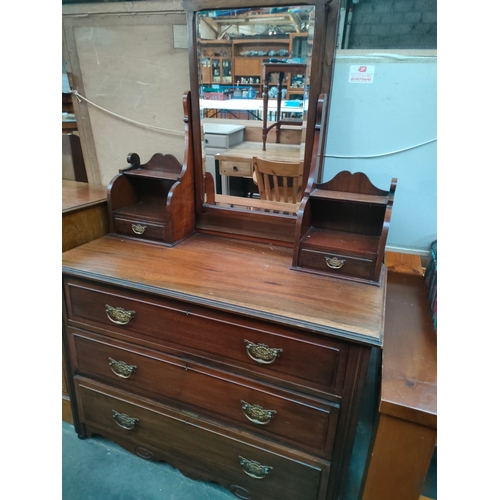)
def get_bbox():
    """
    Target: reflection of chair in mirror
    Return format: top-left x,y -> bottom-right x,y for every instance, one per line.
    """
252,156 -> 303,204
